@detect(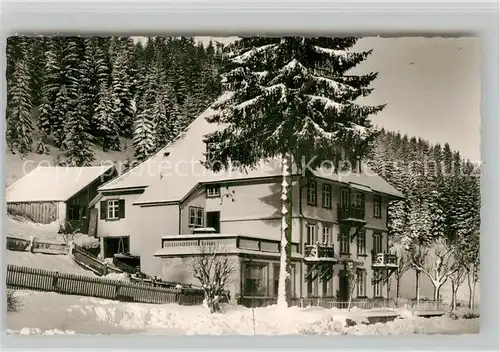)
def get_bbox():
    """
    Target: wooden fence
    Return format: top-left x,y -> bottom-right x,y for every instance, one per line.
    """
6,264 -> 205,305
239,296 -> 443,311
6,236 -> 68,255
